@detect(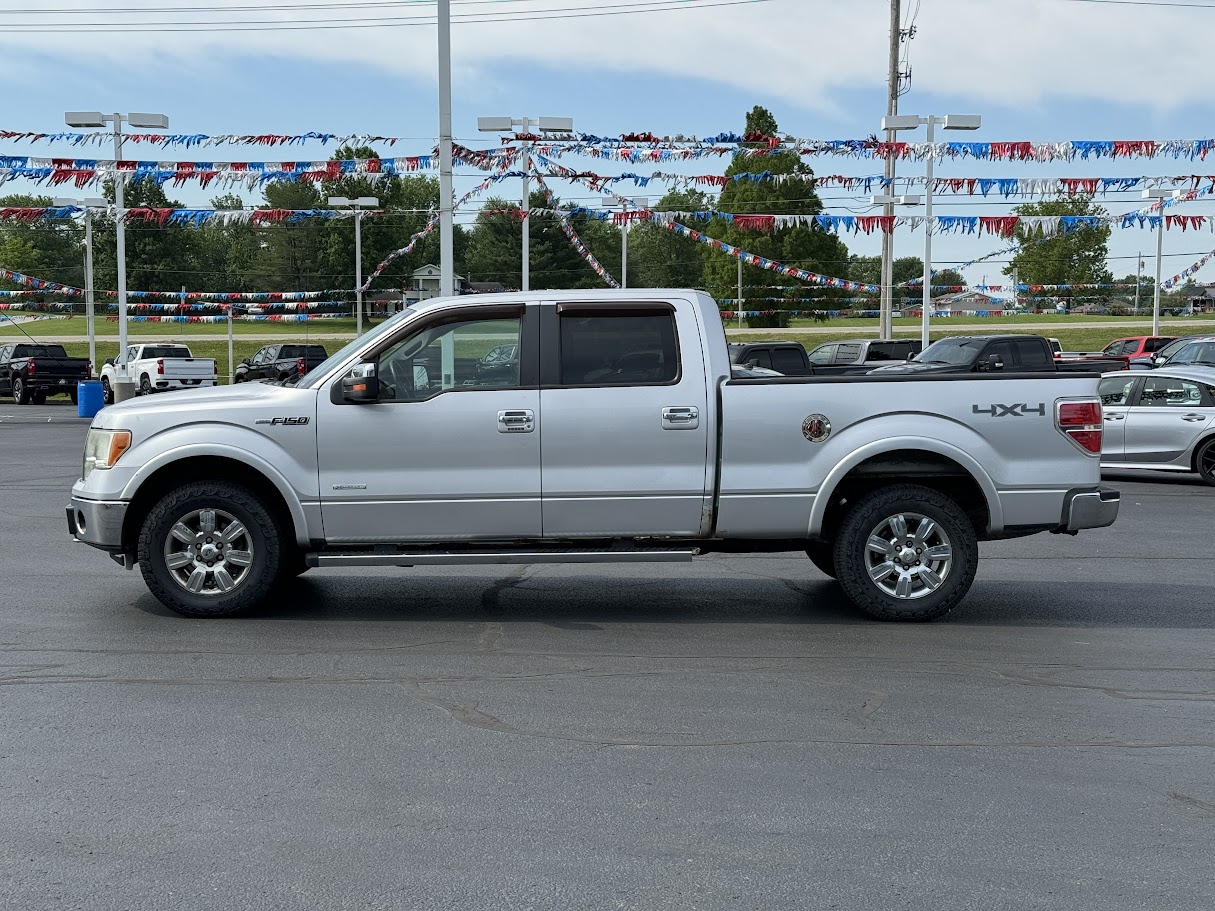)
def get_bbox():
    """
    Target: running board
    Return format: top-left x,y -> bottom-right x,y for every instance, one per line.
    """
307,547 -> 700,568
